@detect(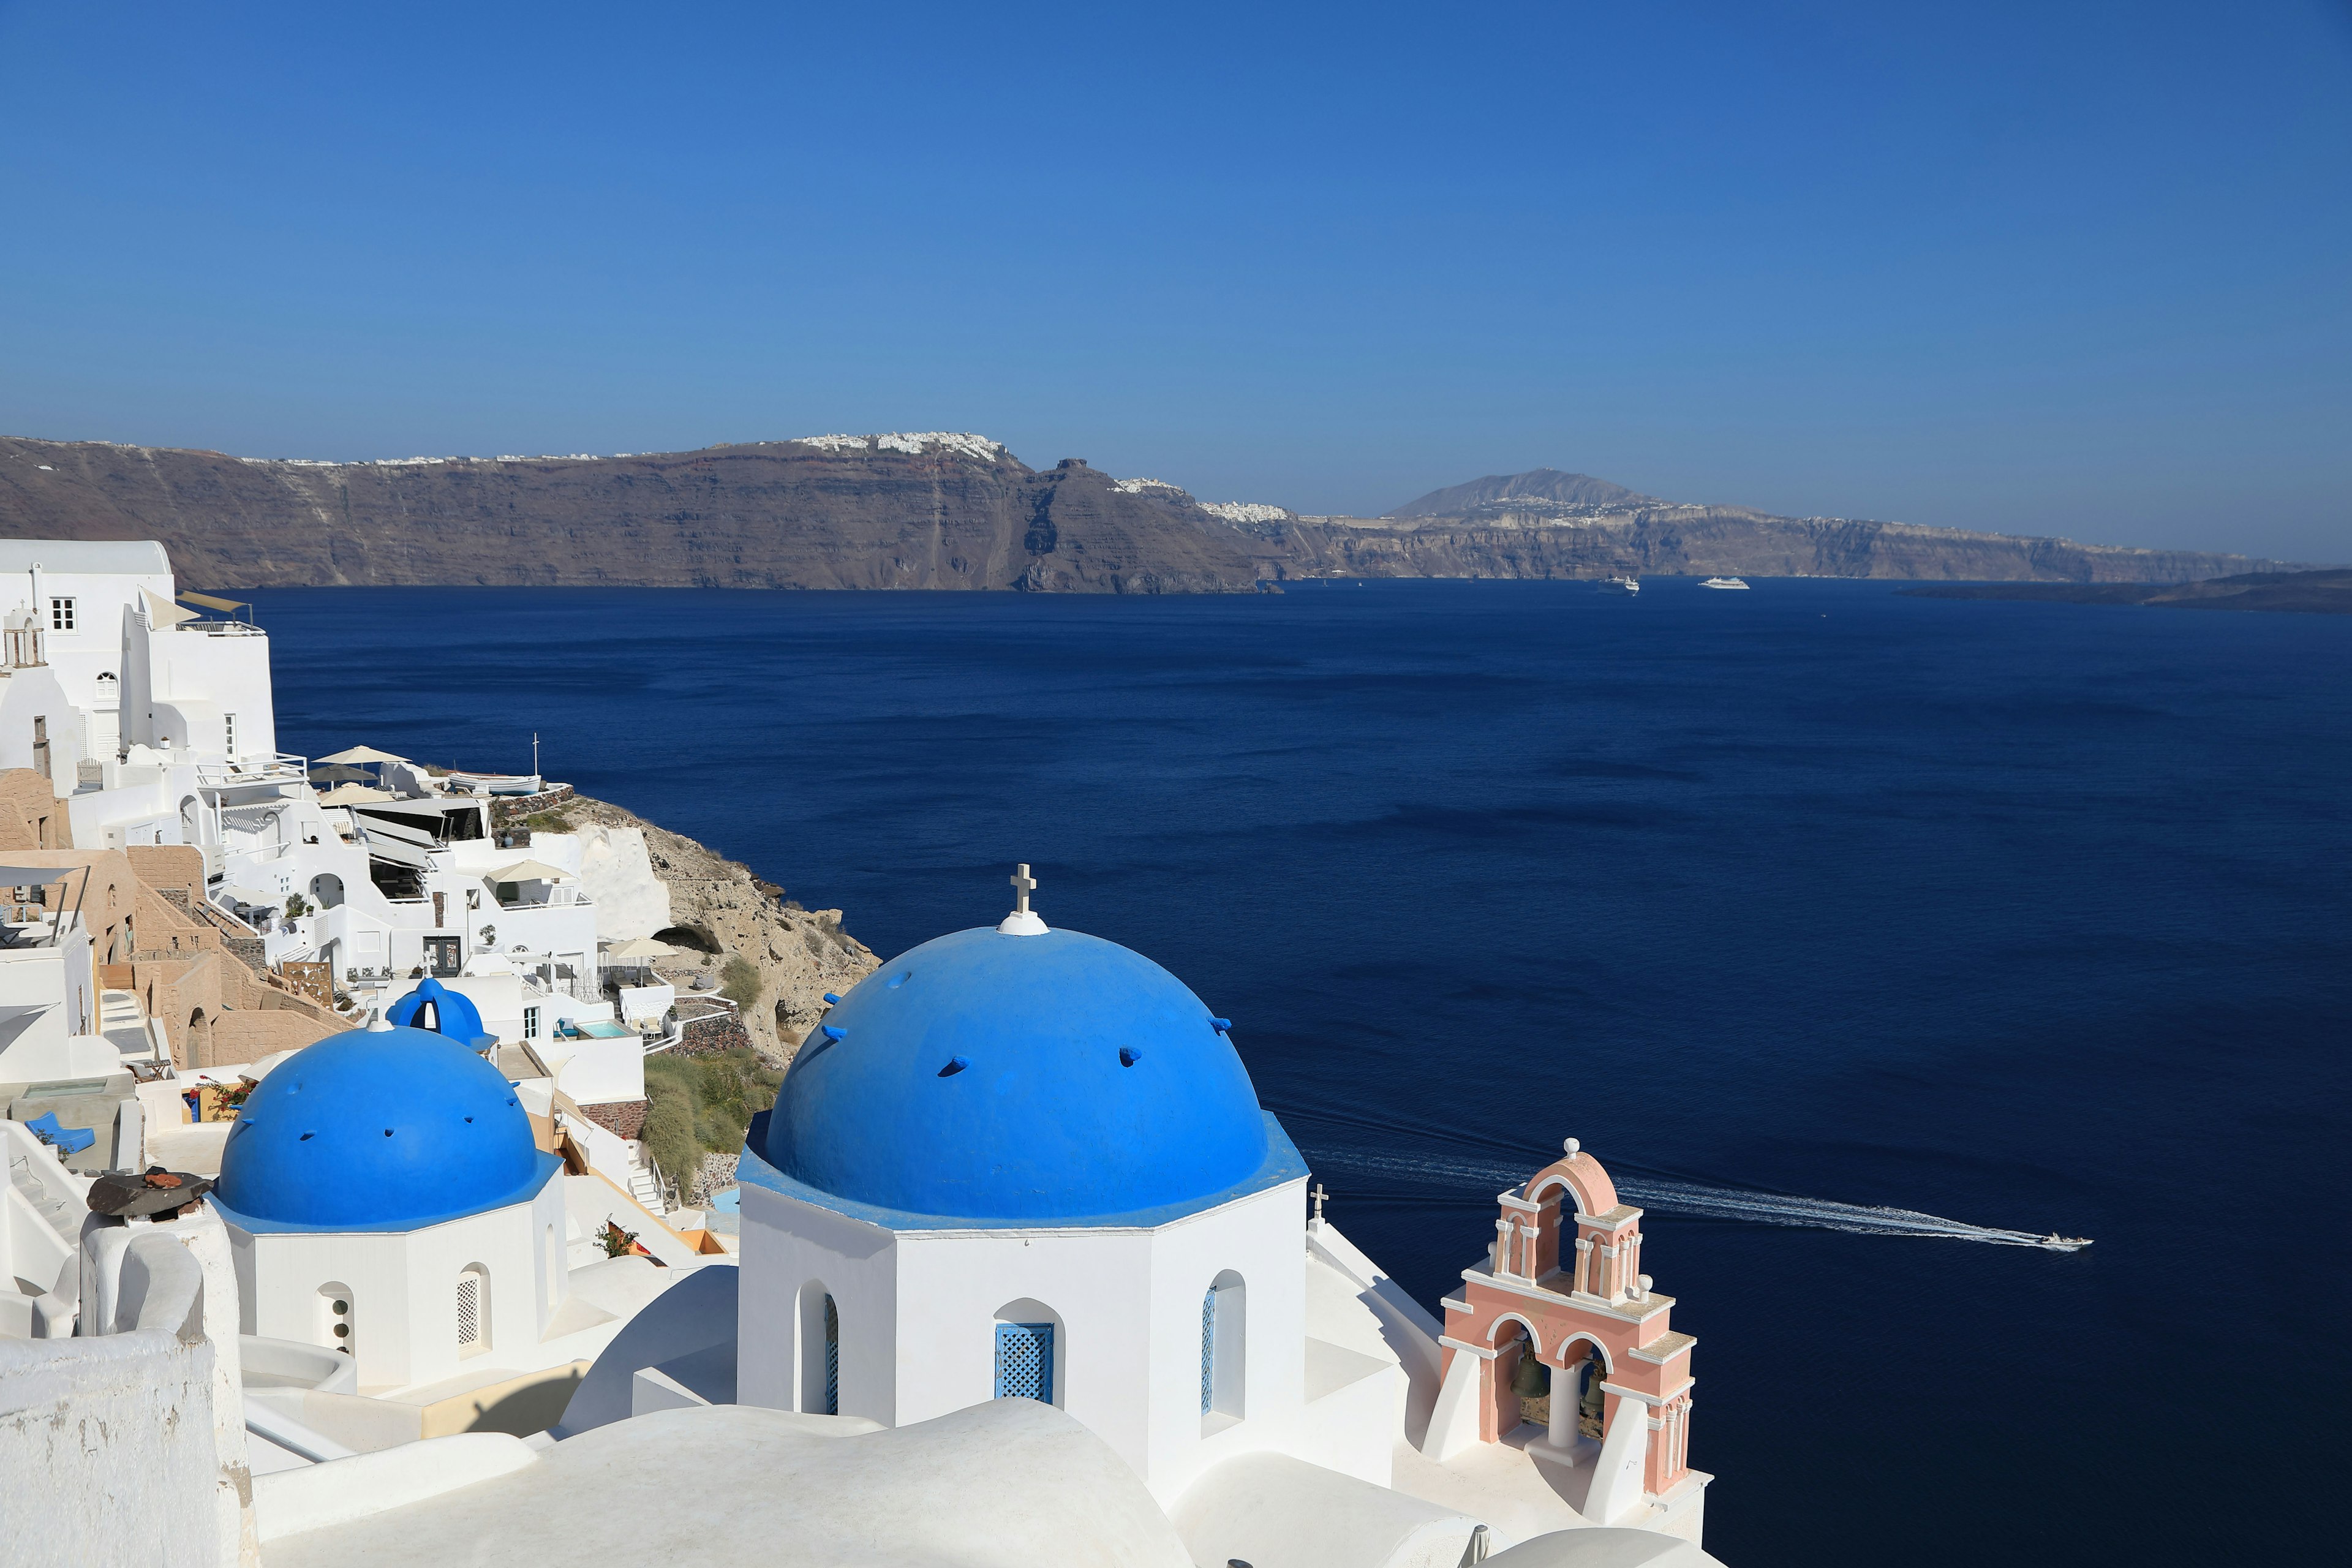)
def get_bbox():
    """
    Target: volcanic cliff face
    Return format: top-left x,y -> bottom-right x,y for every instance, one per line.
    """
0,435 -> 2299,587
0,434 -> 1268,593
